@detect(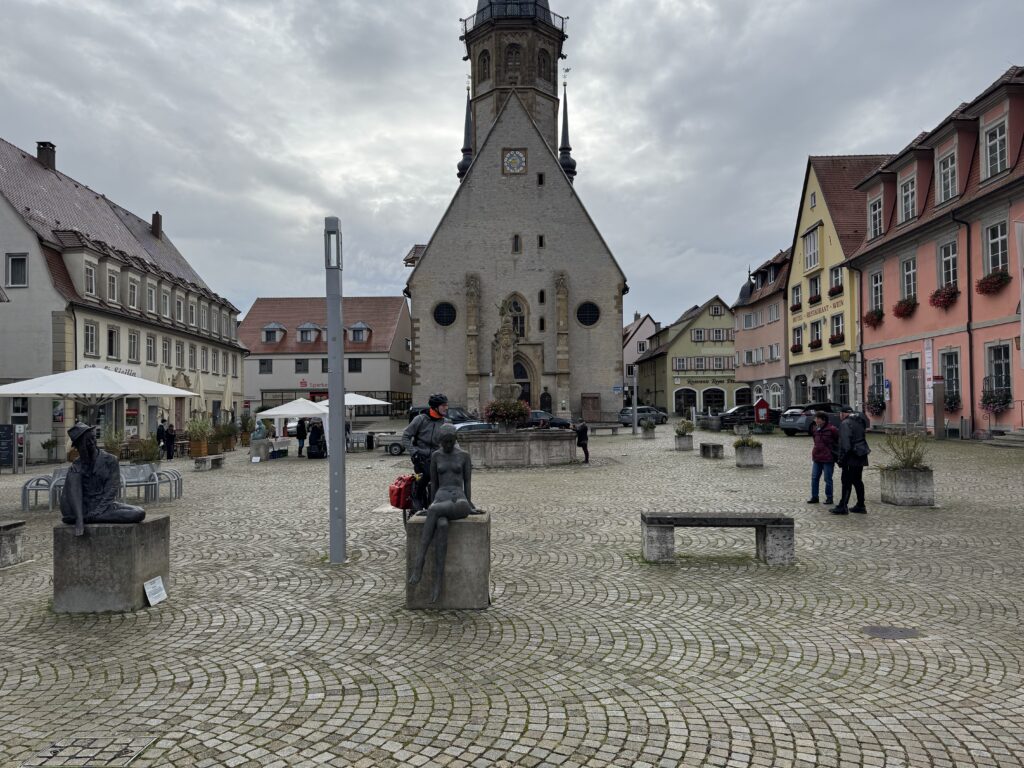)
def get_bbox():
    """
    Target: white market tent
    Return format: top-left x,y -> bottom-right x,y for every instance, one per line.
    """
255,398 -> 331,452
321,393 -> 391,408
